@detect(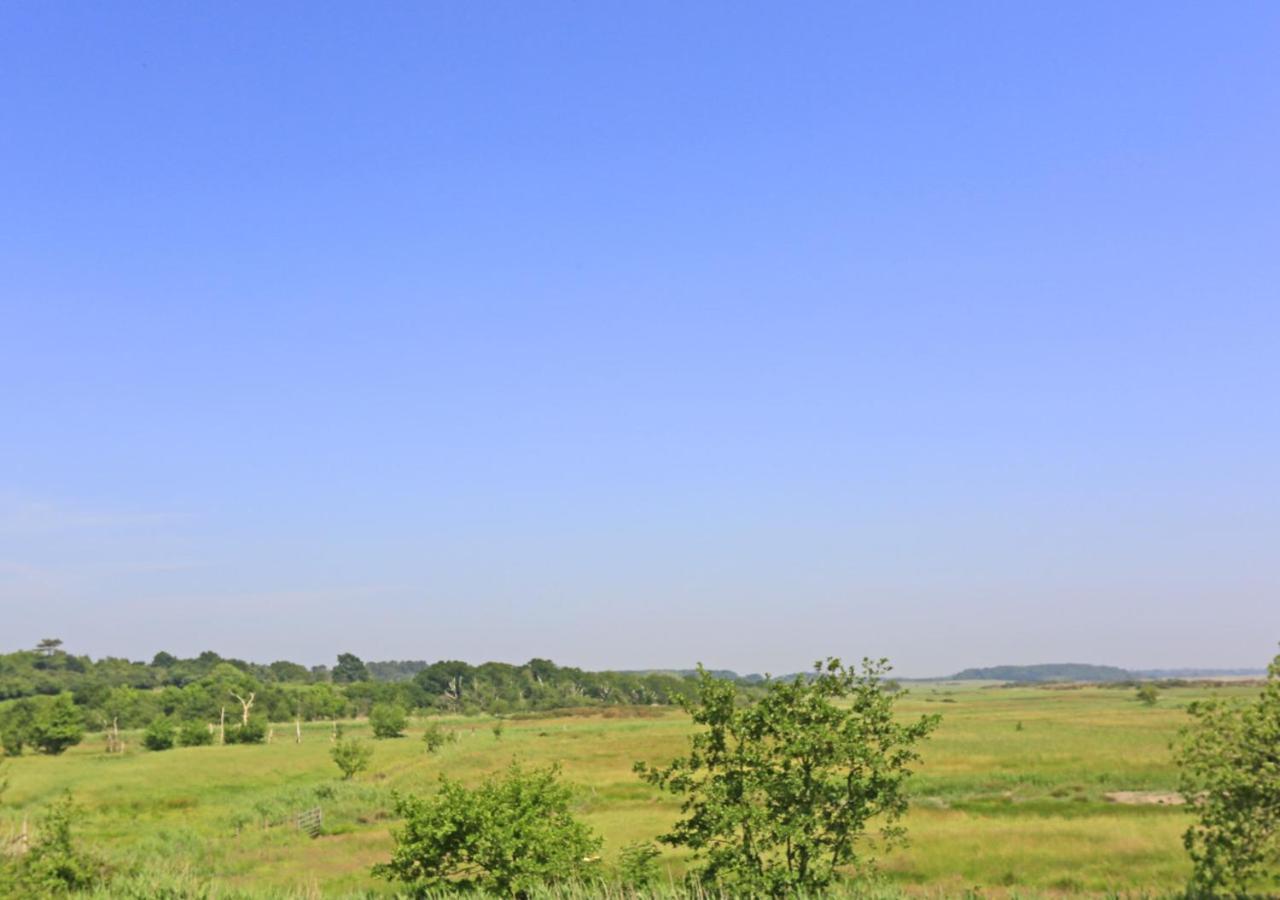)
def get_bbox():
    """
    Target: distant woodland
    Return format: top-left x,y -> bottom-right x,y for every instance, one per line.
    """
0,639 -> 716,750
